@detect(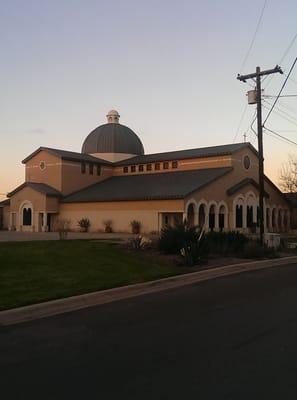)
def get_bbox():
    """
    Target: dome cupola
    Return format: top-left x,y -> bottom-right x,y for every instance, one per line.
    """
82,110 -> 144,162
